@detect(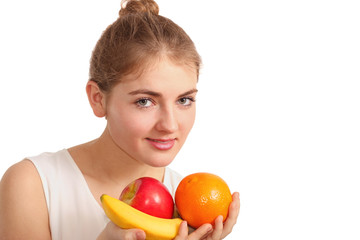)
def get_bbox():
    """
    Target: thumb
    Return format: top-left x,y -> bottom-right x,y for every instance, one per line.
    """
128,229 -> 146,240
135,230 -> 146,240
188,223 -> 213,240
102,222 -> 146,240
